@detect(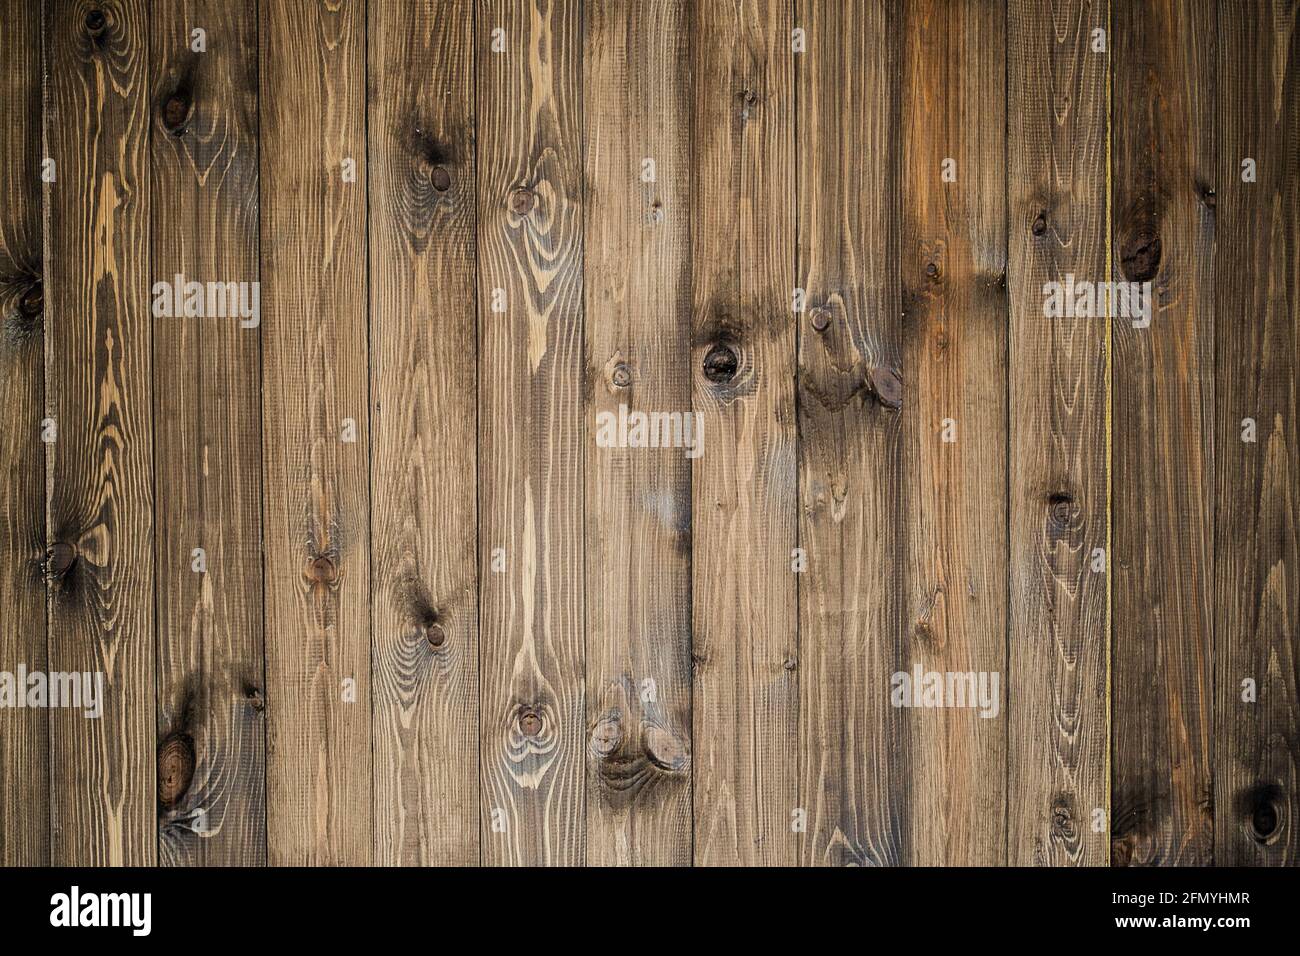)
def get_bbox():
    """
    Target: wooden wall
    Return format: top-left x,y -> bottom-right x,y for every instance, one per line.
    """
0,0 -> 1296,867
